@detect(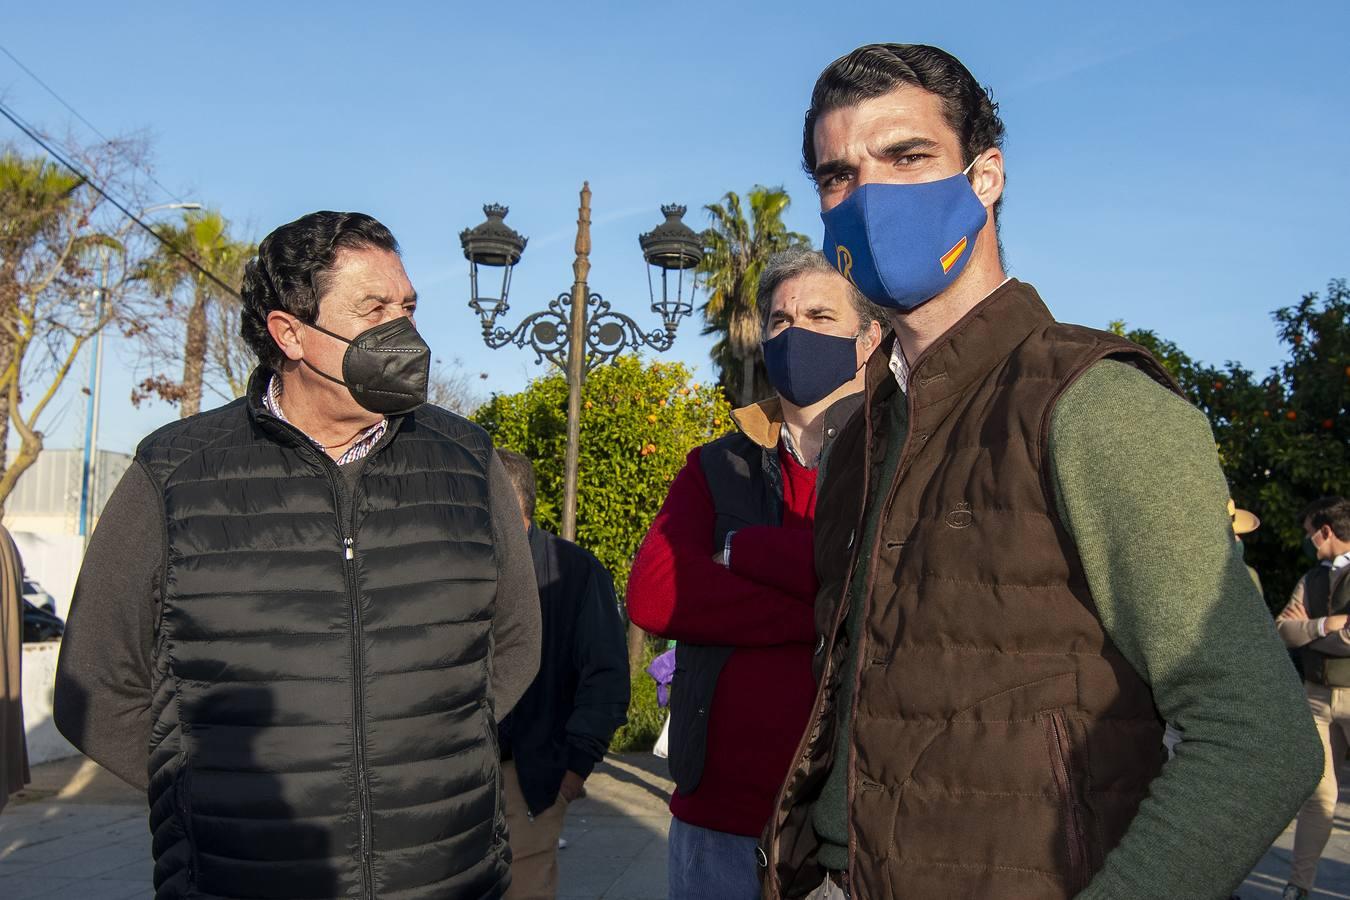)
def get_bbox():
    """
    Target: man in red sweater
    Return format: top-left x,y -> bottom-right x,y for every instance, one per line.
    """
628,247 -> 883,899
